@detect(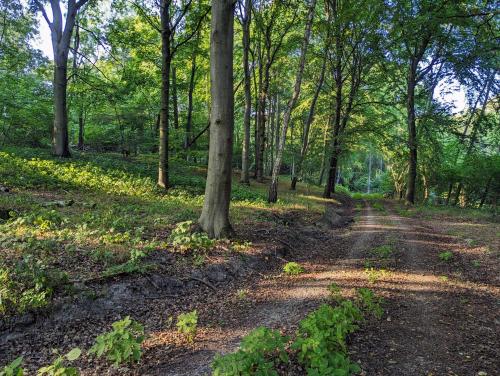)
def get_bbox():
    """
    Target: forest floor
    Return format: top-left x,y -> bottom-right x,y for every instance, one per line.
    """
0,148 -> 499,375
